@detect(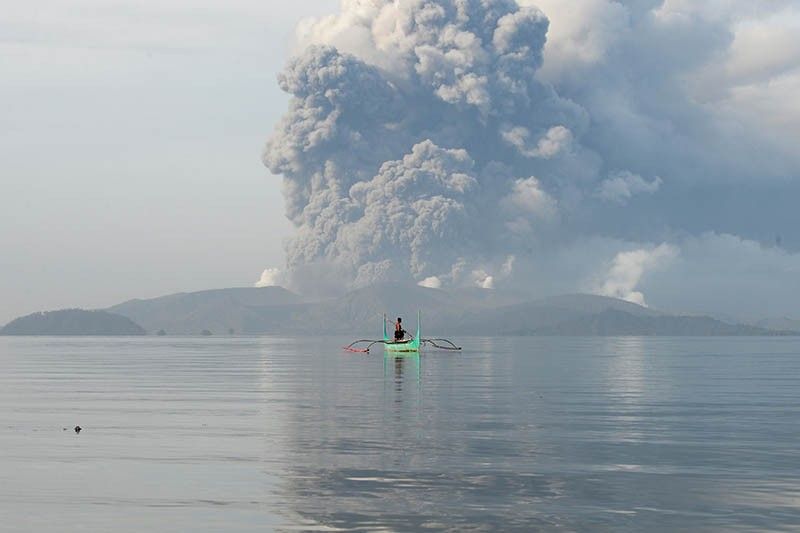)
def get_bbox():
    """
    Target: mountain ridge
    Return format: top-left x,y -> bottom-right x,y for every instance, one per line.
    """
104,285 -> 797,336
1,309 -> 146,336
2,285 -> 796,337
